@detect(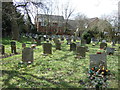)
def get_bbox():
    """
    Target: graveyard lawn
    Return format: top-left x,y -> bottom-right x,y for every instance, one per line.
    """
1,37 -> 119,88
